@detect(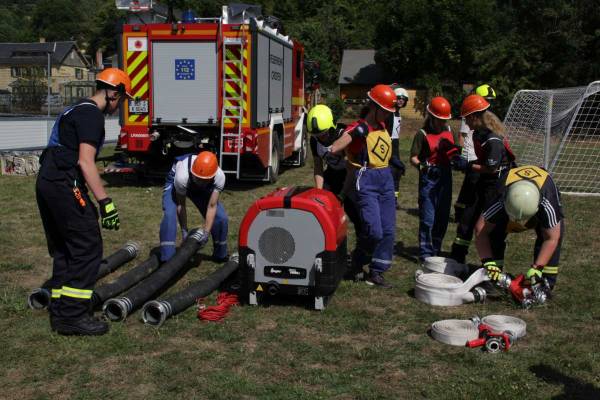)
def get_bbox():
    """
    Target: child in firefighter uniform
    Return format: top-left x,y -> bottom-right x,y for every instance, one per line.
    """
159,151 -> 229,263
307,104 -> 365,281
36,68 -> 131,336
410,97 -> 459,262
450,94 -> 515,264
451,84 -> 496,260
475,165 -> 564,290
325,84 -> 396,288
